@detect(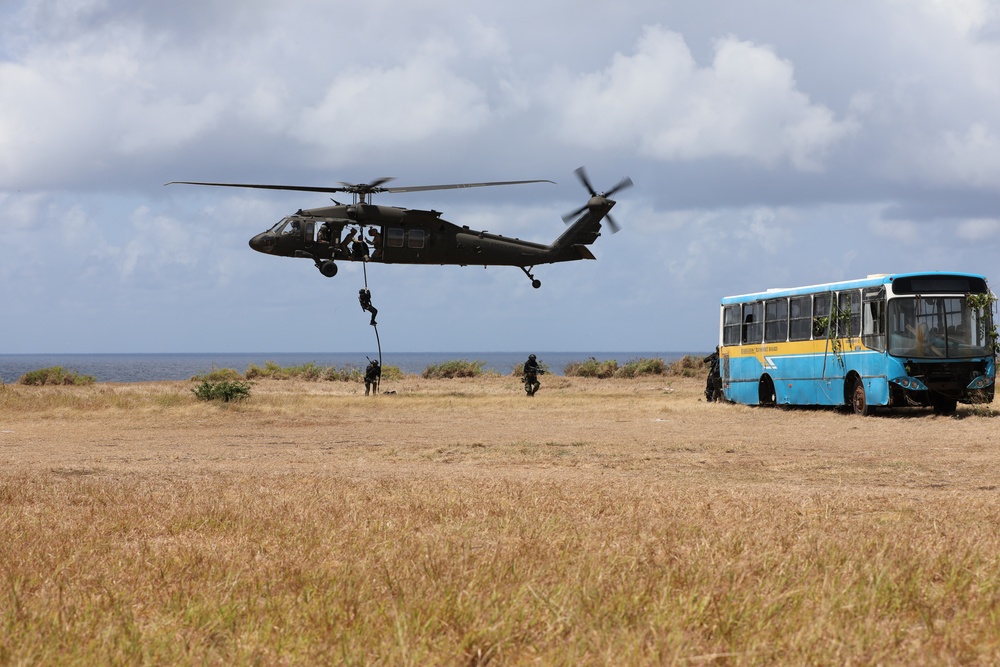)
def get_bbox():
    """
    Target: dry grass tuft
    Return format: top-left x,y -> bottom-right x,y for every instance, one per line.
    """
3,376 -> 1000,663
